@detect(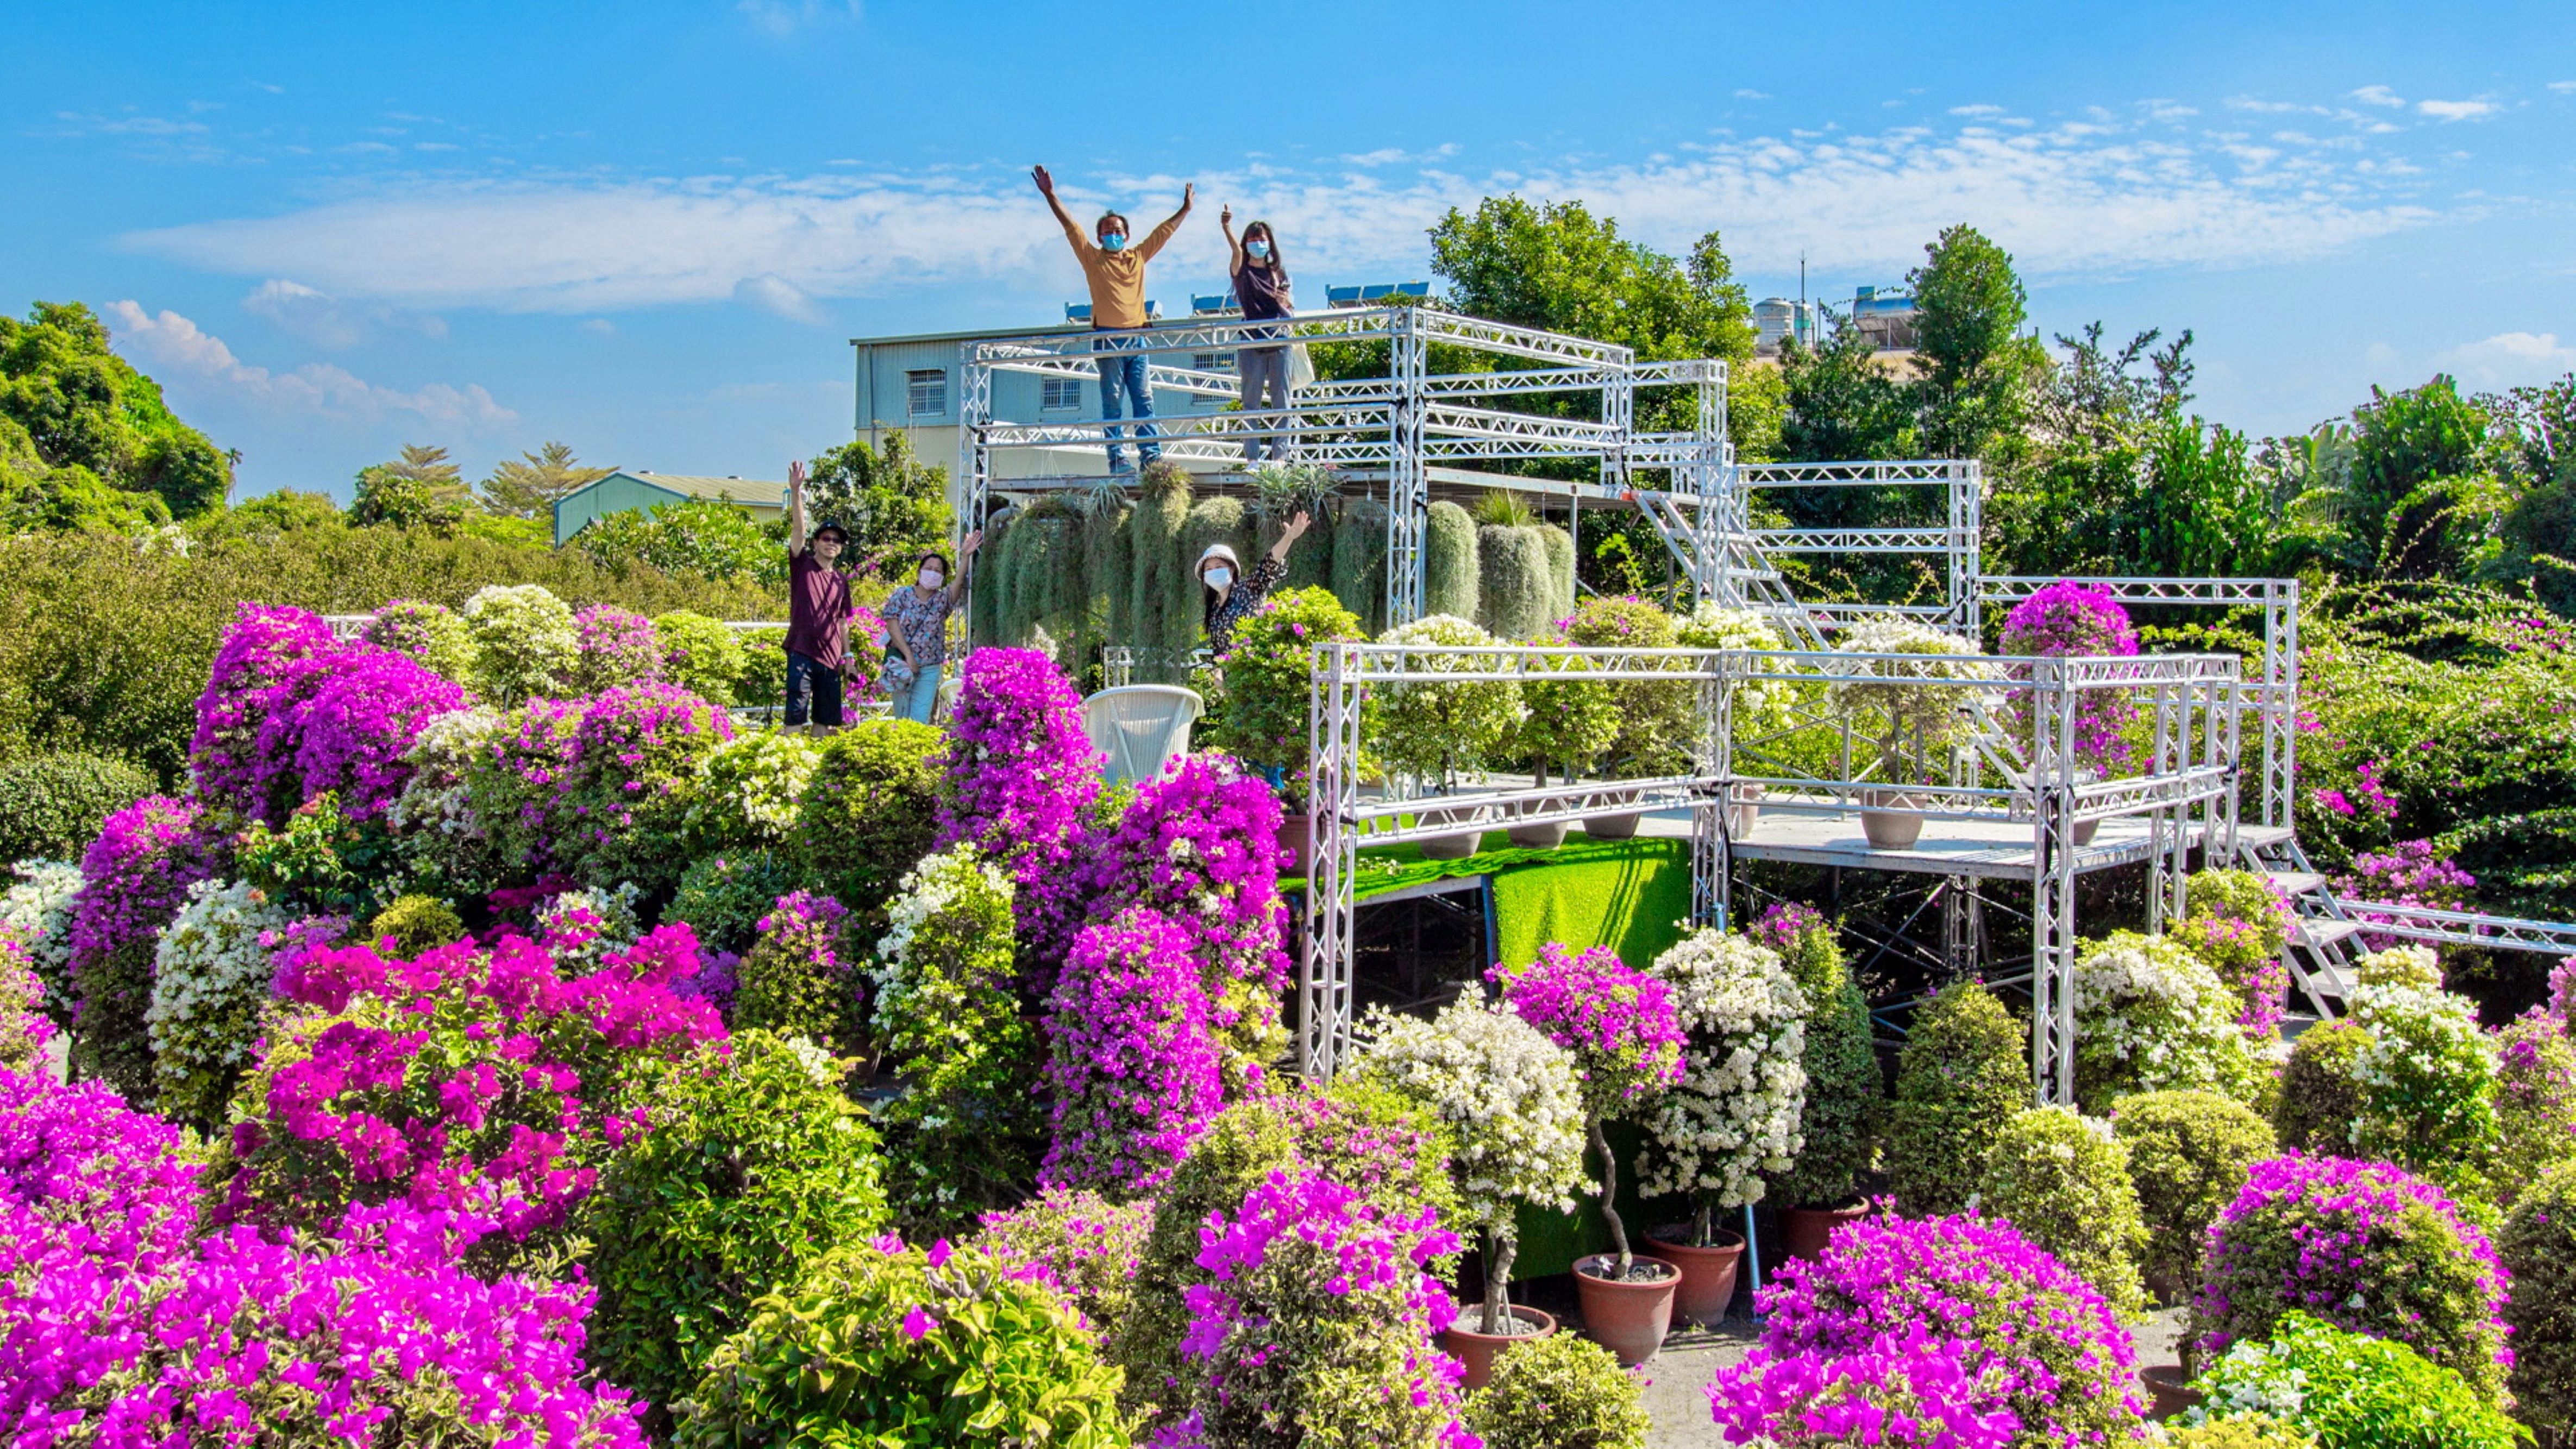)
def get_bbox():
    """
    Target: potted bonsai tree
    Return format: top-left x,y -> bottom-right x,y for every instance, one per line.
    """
1634,924 -> 1811,1322
1563,597 -> 1691,838
1491,942 -> 1686,1365
1746,903 -> 1881,1259
1501,643 -> 1620,849
1998,580 -> 2143,846
1350,998 -> 1589,1389
1827,616 -> 1986,849
1376,614 -> 1526,858
1206,585 -> 1368,871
